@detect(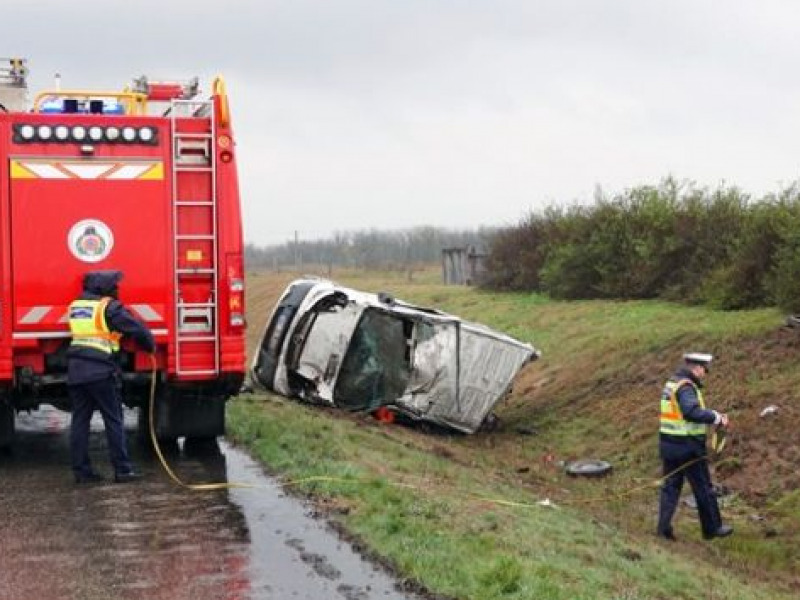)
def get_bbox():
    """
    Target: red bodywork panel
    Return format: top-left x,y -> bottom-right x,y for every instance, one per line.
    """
0,101 -> 245,387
